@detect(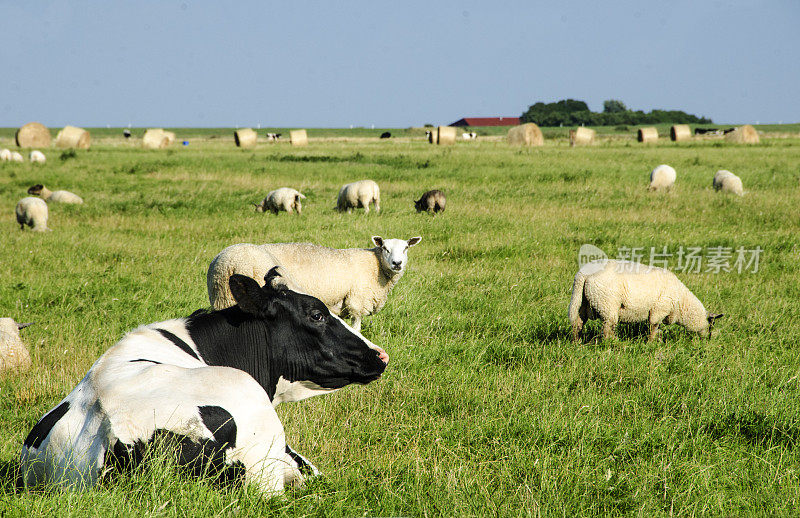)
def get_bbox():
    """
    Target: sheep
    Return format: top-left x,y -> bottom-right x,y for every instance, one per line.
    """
207,236 -> 422,331
16,197 -> 50,231
0,318 -> 33,372
0,149 -> 10,161
337,180 -> 380,213
11,151 -> 24,163
254,188 -> 306,215
29,150 -> 46,163
569,259 -> 723,342
27,184 -> 84,204
713,170 -> 744,196
648,164 -> 676,191
414,189 -> 446,214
